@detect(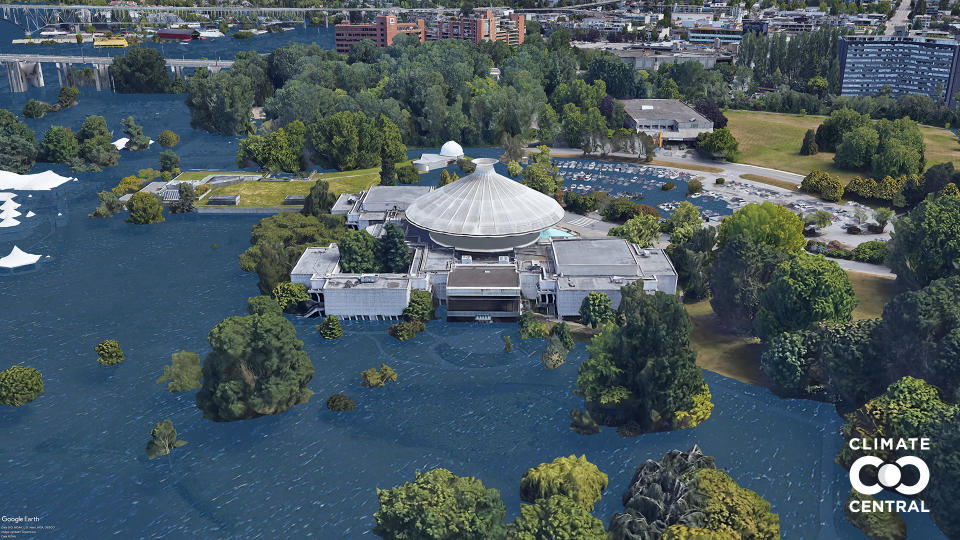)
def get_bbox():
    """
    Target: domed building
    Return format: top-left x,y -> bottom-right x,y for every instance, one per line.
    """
404,158 -> 565,252
412,140 -> 465,172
